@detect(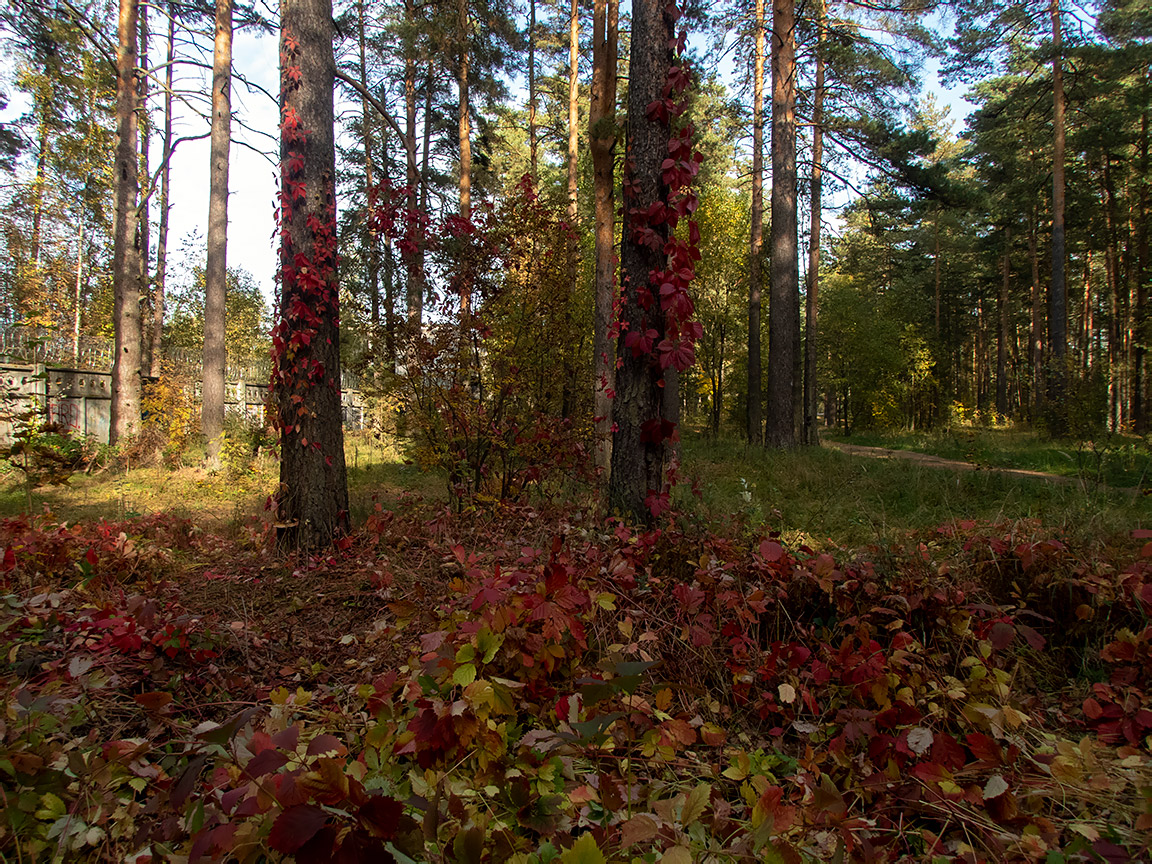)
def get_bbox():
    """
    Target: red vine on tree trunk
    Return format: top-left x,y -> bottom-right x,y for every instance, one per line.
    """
613,2 -> 703,518
270,31 -> 341,445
